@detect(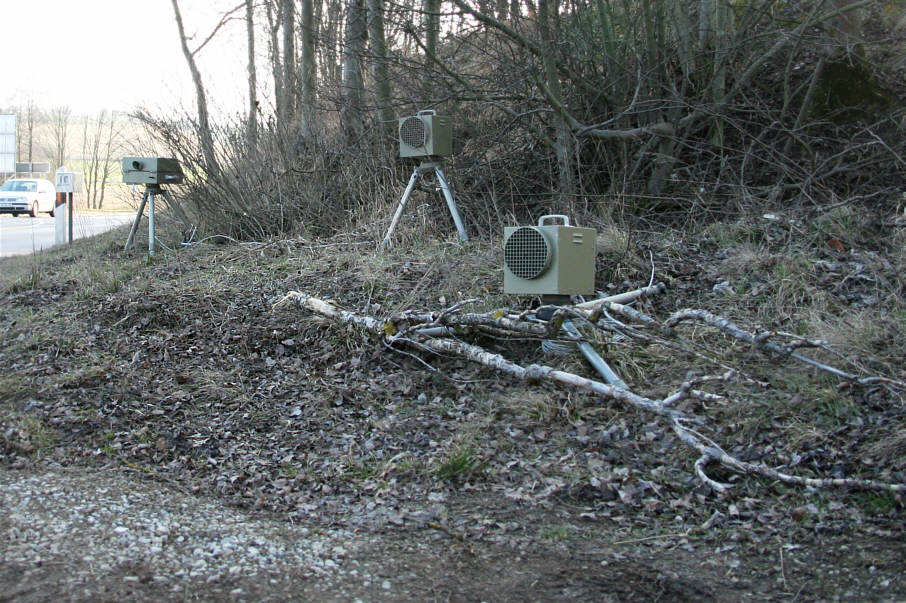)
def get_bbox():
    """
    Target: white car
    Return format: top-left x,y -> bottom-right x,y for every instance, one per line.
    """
0,178 -> 56,217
